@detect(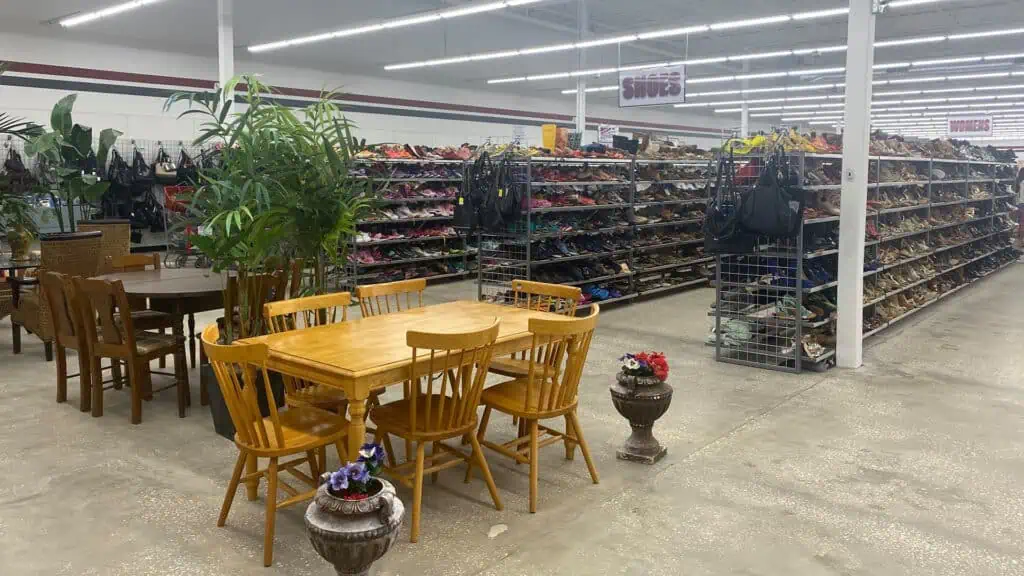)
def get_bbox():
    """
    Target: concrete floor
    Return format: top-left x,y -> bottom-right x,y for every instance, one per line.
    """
2,268 -> 1024,575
